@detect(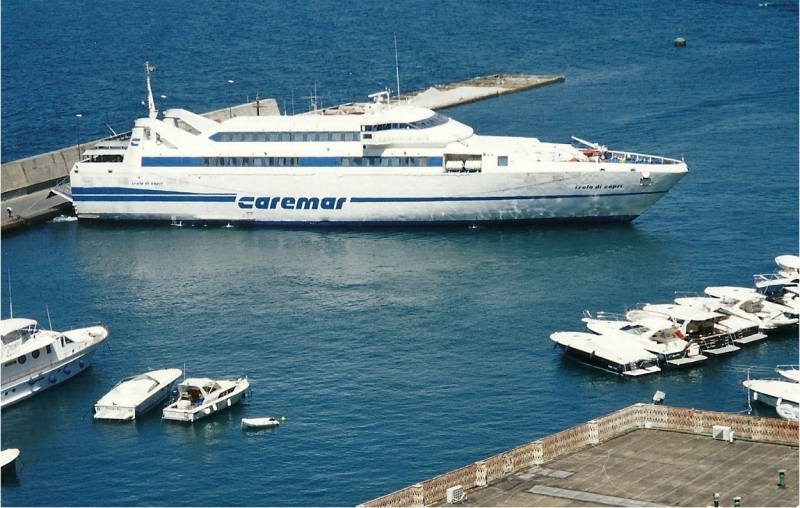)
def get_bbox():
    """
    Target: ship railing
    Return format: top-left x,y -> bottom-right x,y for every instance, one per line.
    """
602,150 -> 682,165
